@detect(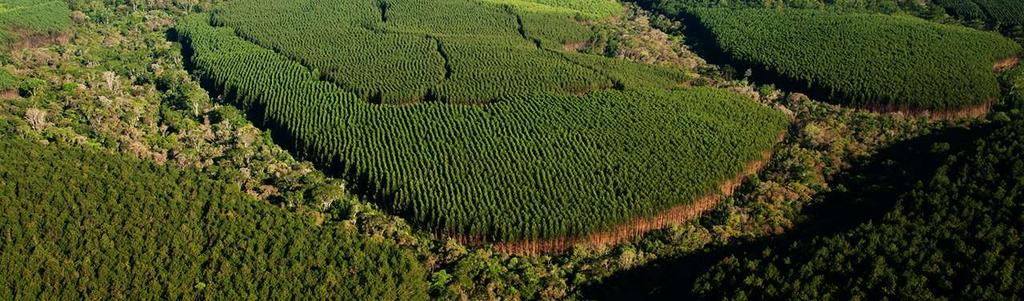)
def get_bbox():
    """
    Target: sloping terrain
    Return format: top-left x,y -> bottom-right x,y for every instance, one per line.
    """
0,0 -> 70,47
689,8 -> 1020,111
0,138 -> 429,300
179,1 -> 788,243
